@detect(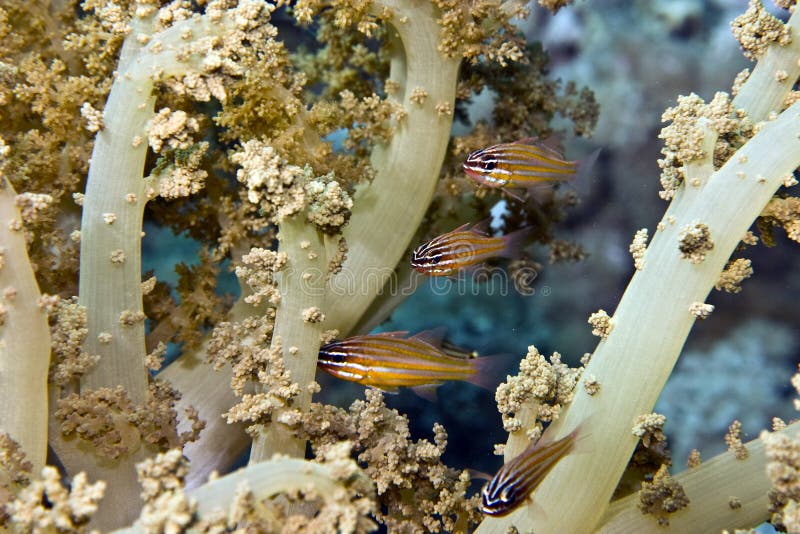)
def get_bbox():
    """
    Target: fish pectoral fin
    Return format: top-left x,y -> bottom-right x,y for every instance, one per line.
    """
369,385 -> 400,394
525,494 -> 548,521
502,188 -> 527,203
460,263 -> 486,278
